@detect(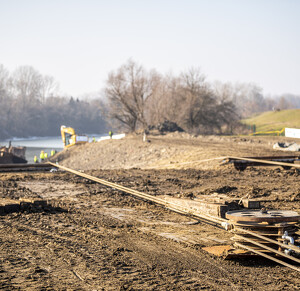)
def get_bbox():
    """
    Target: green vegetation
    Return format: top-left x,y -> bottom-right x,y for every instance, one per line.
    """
242,109 -> 300,133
